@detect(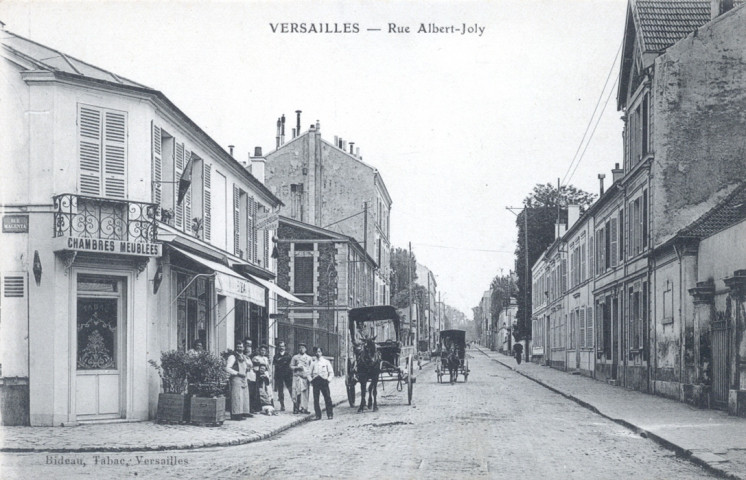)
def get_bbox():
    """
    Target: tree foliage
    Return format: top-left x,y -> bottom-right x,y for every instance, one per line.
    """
489,274 -> 517,329
513,183 -> 596,342
389,246 -> 417,308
